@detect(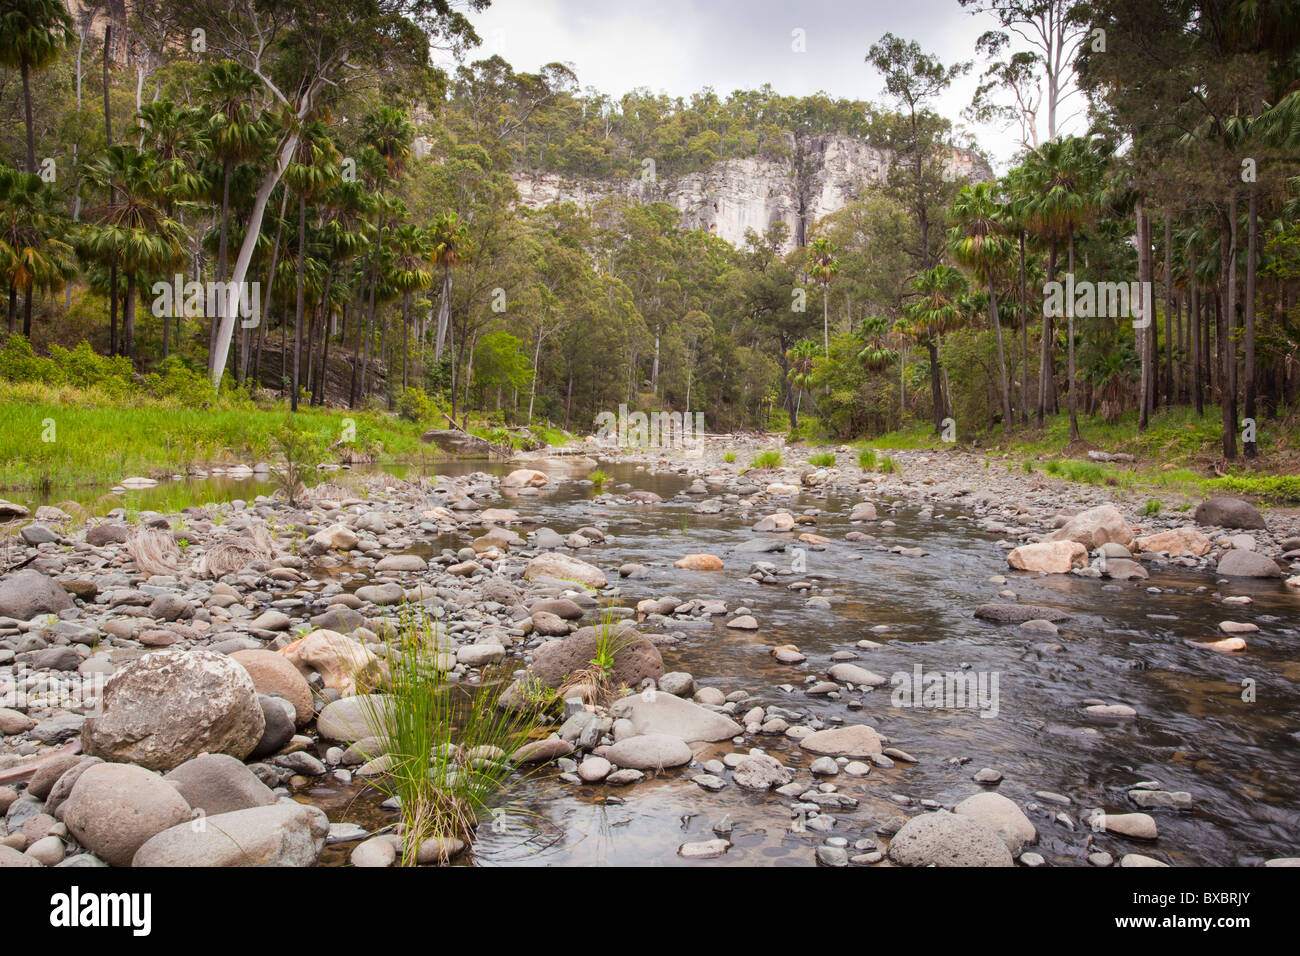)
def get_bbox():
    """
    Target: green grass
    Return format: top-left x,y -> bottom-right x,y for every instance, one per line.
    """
356,606 -> 541,866
588,468 -> 610,487
750,450 -> 784,469
723,451 -> 736,463
1141,498 -> 1162,516
0,380 -> 431,494
1207,473 -> 1300,504
808,451 -> 836,467
878,455 -> 898,474
857,447 -> 877,470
